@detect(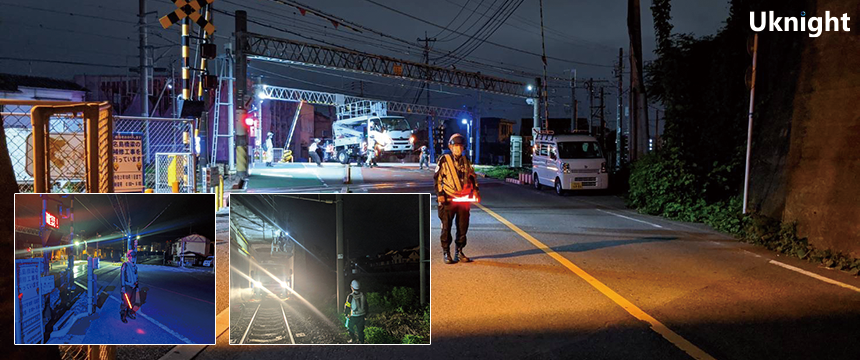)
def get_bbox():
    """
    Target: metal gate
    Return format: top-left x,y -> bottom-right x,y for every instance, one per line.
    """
155,152 -> 193,193
1,100 -> 113,193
